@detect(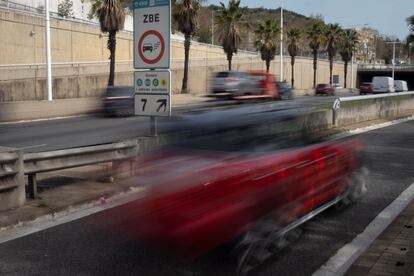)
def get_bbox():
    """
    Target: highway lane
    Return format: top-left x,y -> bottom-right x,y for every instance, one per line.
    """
0,119 -> 413,276
0,95 -> 344,152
